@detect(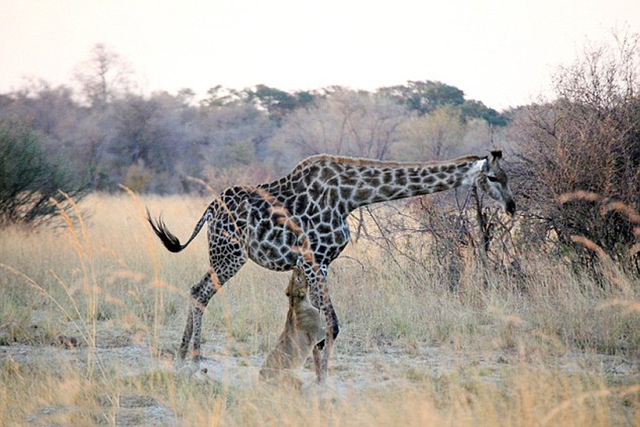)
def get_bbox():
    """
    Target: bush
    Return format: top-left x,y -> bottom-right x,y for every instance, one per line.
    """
509,32 -> 640,273
0,120 -> 87,227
